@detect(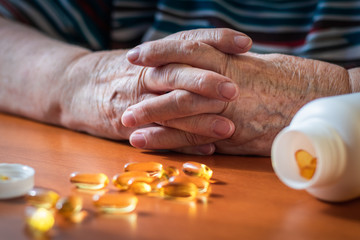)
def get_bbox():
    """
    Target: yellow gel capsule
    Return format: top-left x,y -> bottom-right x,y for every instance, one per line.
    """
26,207 -> 55,232
150,177 -> 168,192
129,182 -> 152,195
124,162 -> 163,178
163,166 -> 180,179
0,175 -> 9,181
56,195 -> 83,219
26,188 -> 60,209
159,181 -> 198,201
113,171 -> 150,190
169,176 -> 210,194
70,172 -> 109,190
295,149 -> 317,180
182,161 -> 213,180
93,193 -> 138,214
127,175 -> 155,194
